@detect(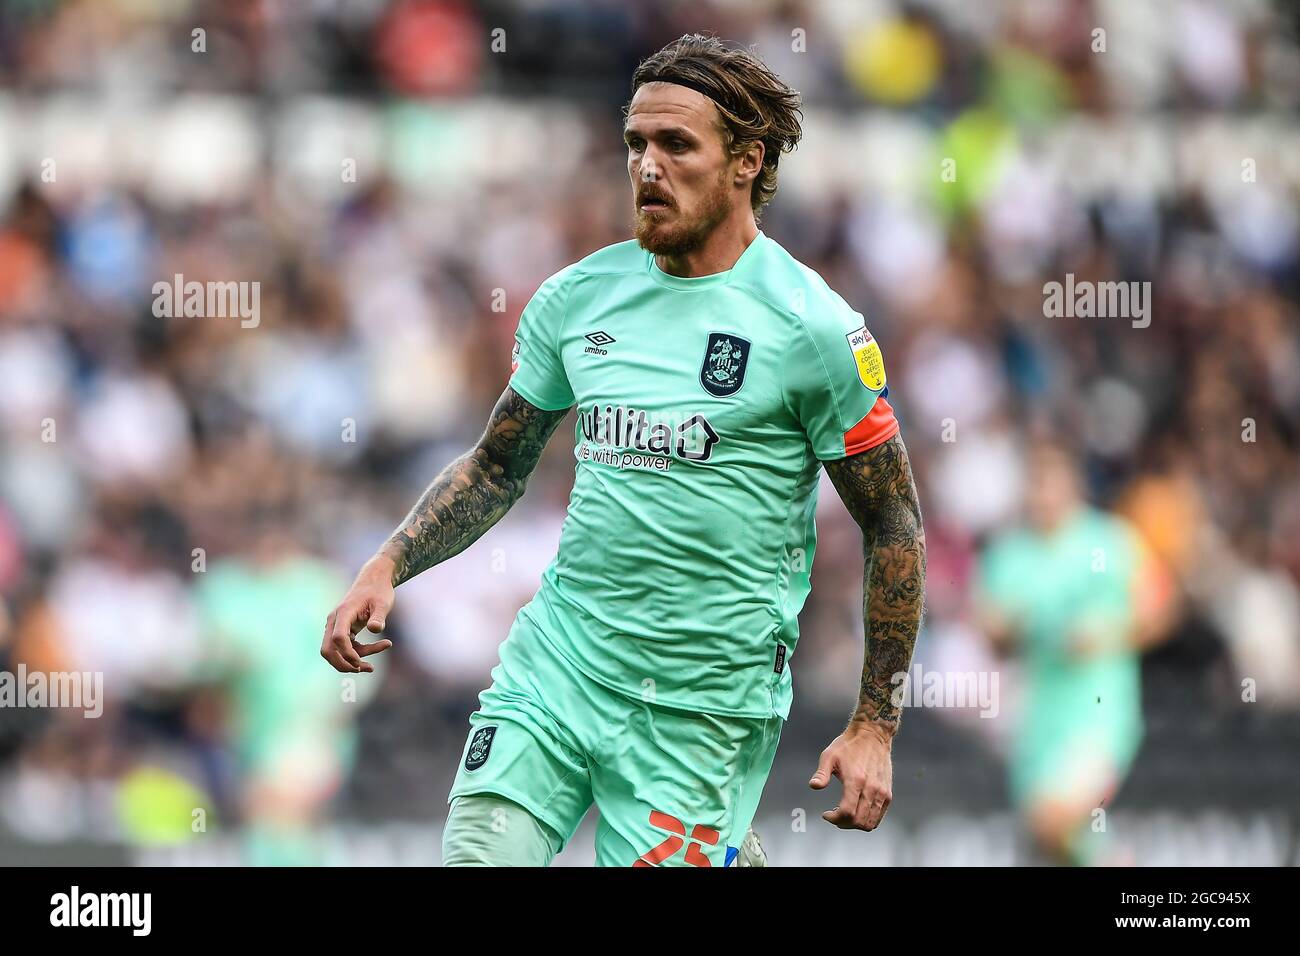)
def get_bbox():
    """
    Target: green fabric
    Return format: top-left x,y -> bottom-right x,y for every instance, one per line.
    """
508,232 -> 890,718
978,507 -> 1145,805
442,794 -> 564,867
194,556 -> 362,772
448,616 -> 782,867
